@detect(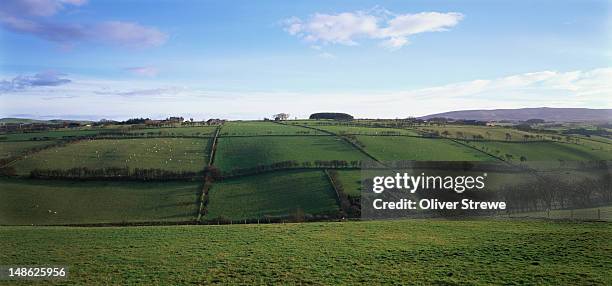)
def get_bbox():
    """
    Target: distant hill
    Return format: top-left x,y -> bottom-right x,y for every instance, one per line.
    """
419,108 -> 612,122
0,118 -> 93,124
